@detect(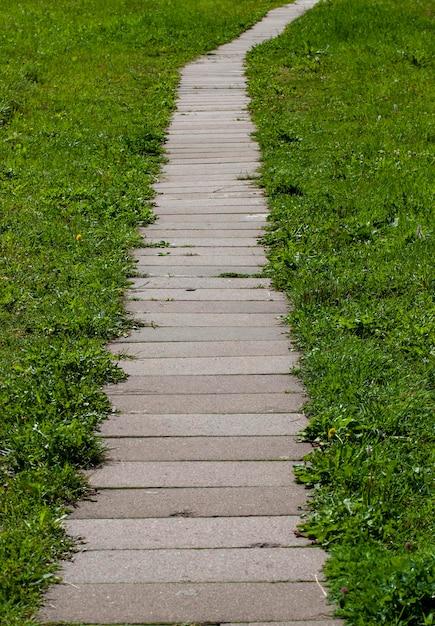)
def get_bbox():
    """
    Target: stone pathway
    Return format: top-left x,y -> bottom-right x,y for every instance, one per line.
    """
40,1 -> 342,624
